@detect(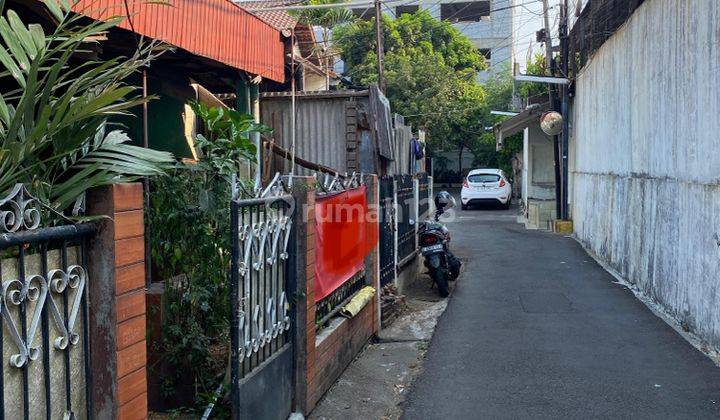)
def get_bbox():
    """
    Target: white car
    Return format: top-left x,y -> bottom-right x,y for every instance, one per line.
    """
460,169 -> 512,210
